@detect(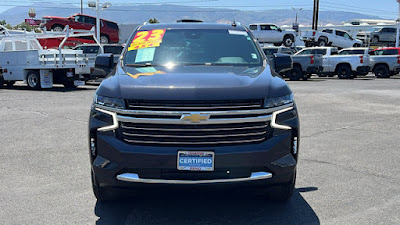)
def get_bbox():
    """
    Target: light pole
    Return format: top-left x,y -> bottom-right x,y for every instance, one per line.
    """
88,1 -> 111,43
396,0 -> 400,47
292,7 -> 303,24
